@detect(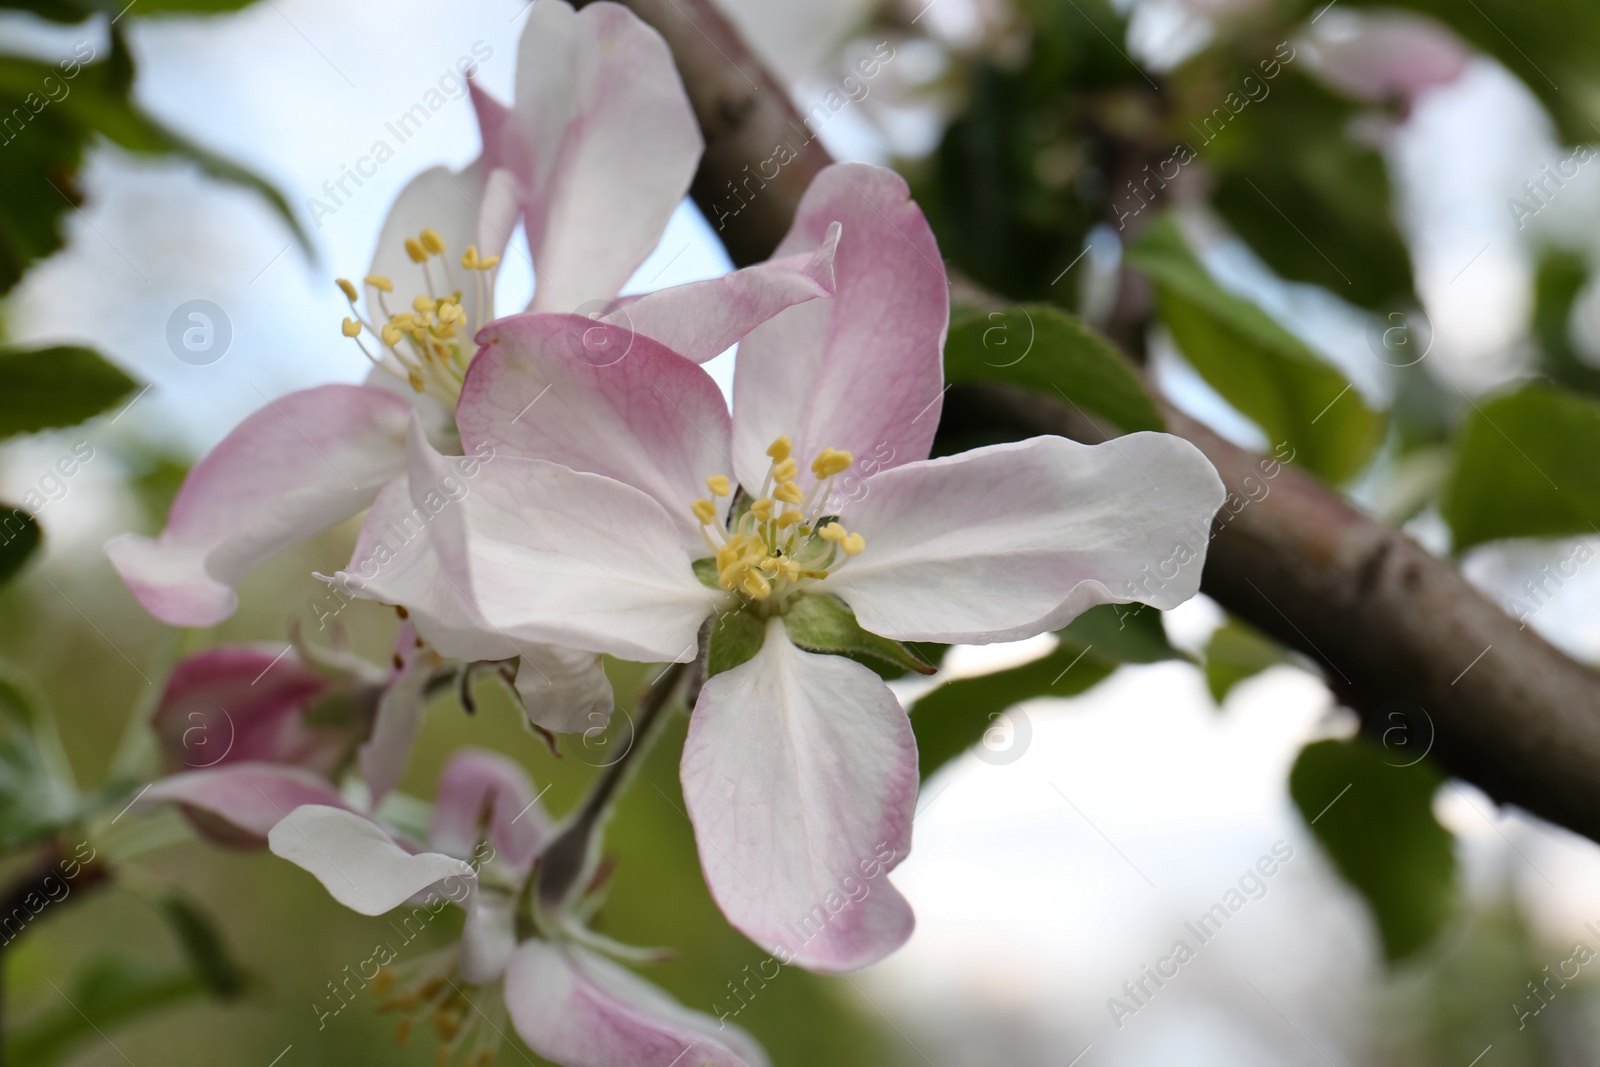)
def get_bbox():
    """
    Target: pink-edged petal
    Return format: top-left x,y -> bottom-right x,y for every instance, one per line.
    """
514,0 -> 702,313
822,434 -> 1225,644
430,748 -> 547,878
366,162 -> 515,333
140,764 -> 349,848
460,314 -> 736,549
106,384 -> 411,627
1309,12 -> 1469,105
505,941 -> 769,1067
459,887 -> 519,984
152,645 -> 339,774
731,162 -> 948,487
681,619 -> 916,973
356,622 -> 439,805
420,442 -> 722,664
605,223 -> 840,364
268,804 -> 474,915
513,644 -> 614,735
